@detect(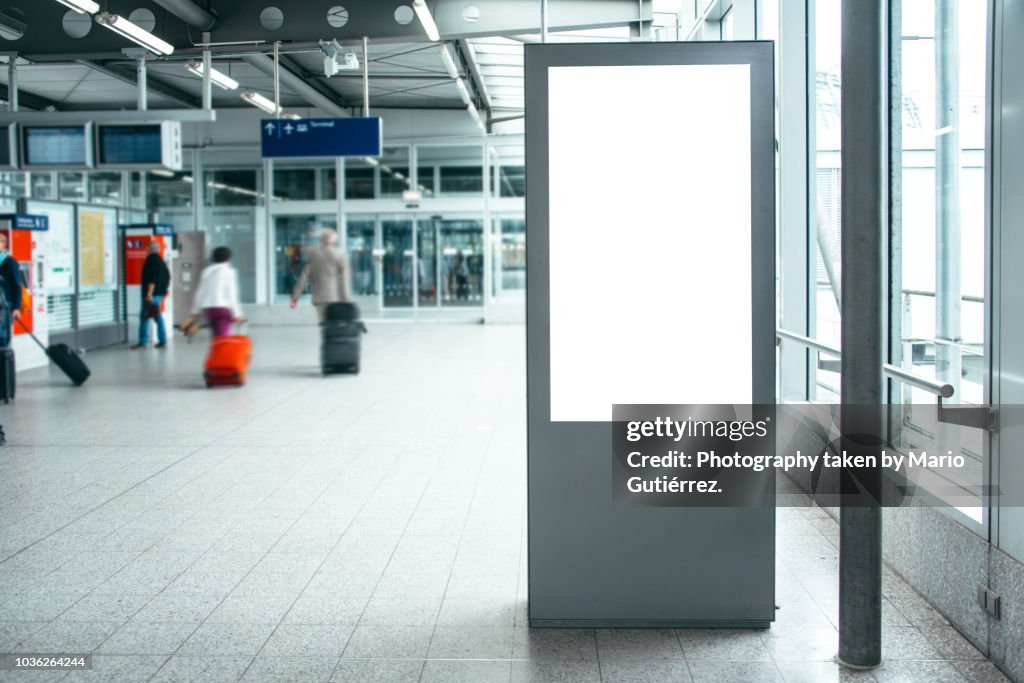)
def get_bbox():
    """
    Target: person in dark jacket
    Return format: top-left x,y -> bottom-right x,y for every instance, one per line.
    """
0,231 -> 23,348
132,240 -> 171,350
